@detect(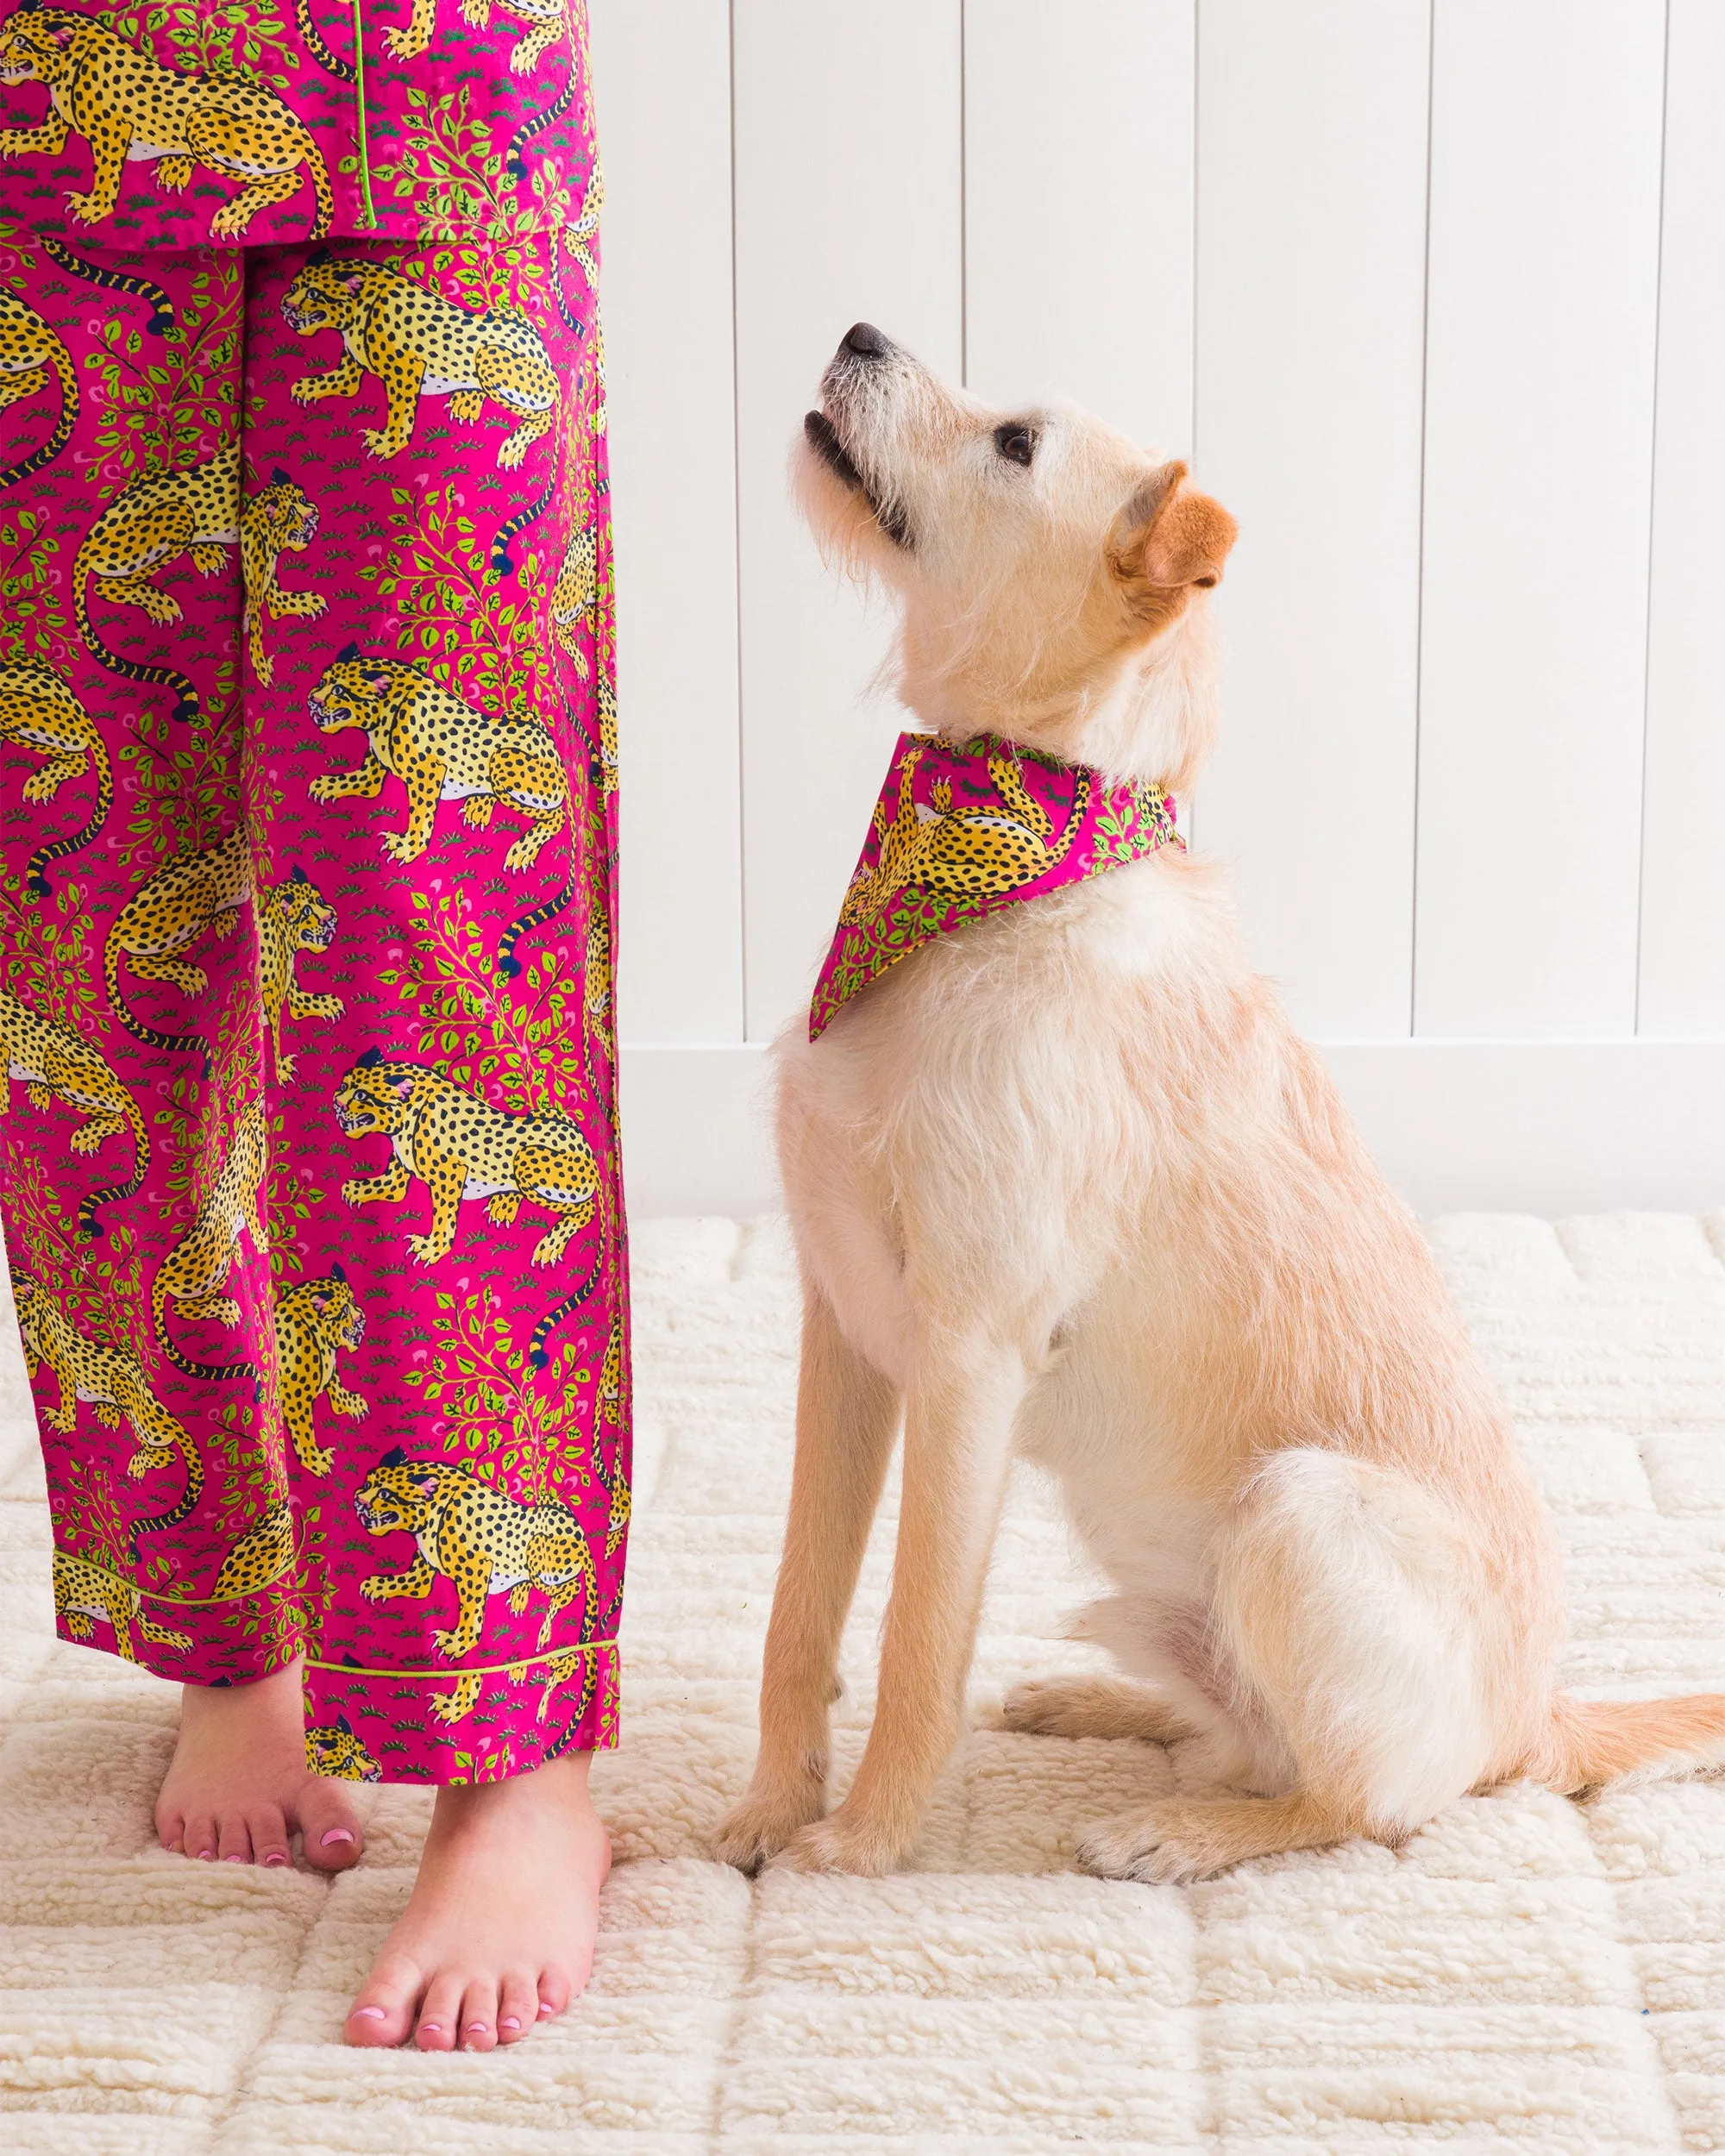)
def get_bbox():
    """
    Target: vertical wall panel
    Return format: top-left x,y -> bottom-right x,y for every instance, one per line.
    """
963,1 -> 1194,445
1414,0 -> 1665,1037
1192,0 -> 1430,1037
590,0 -> 743,1041
1638,0 -> 1725,1036
734,3 -> 963,1041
